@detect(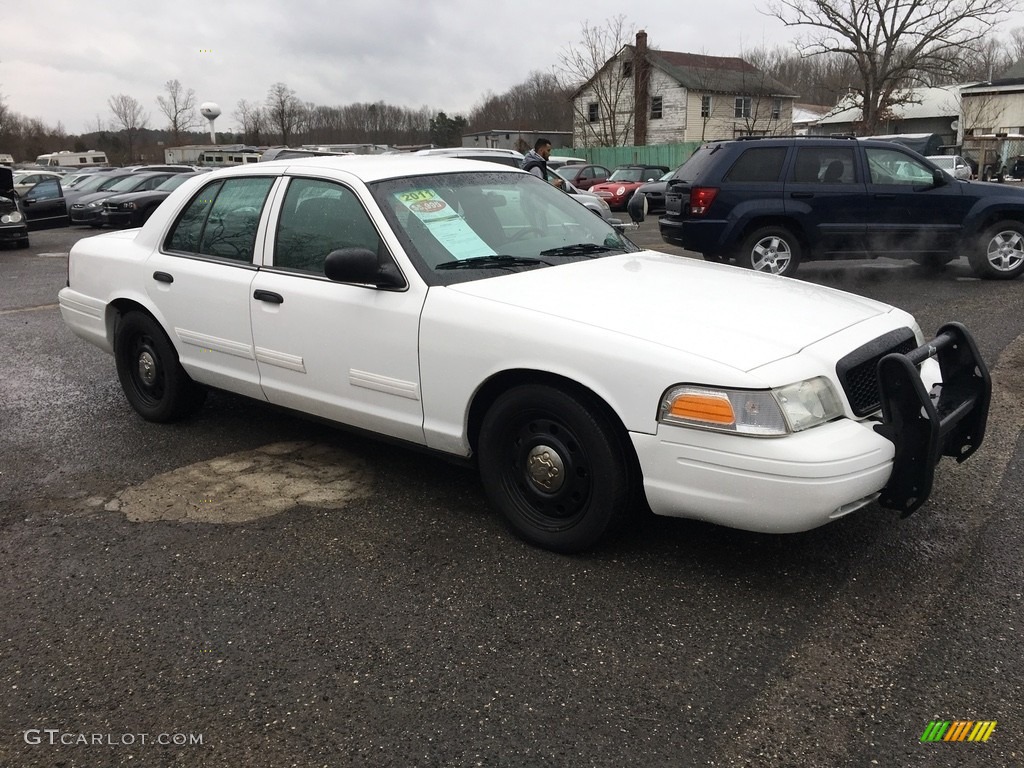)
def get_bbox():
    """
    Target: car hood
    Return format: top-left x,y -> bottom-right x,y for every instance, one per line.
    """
445,251 -> 892,372
72,190 -> 120,205
103,189 -> 170,204
592,181 -> 643,191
